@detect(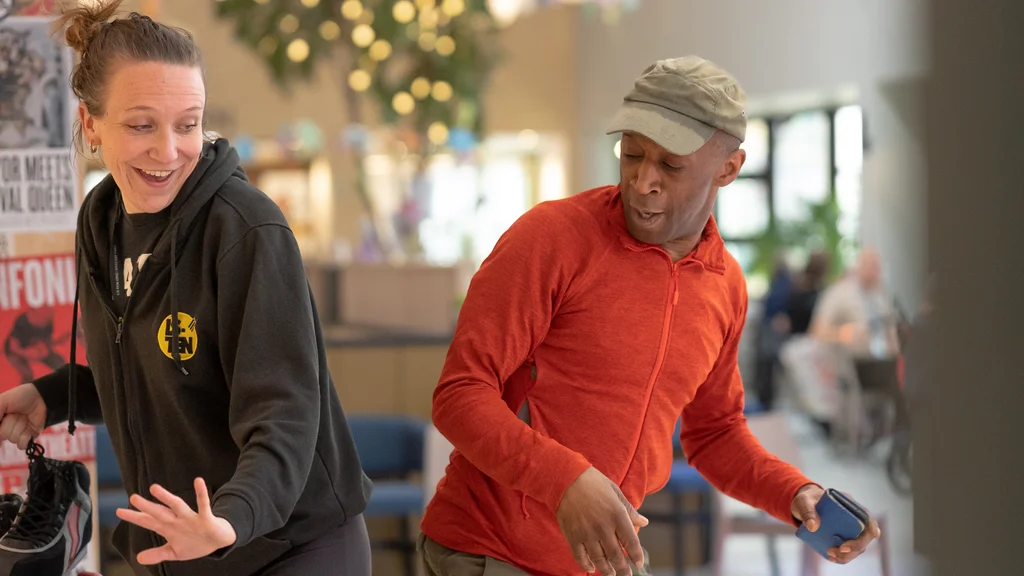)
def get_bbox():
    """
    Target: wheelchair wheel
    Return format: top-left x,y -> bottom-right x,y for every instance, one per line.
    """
886,431 -> 913,496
